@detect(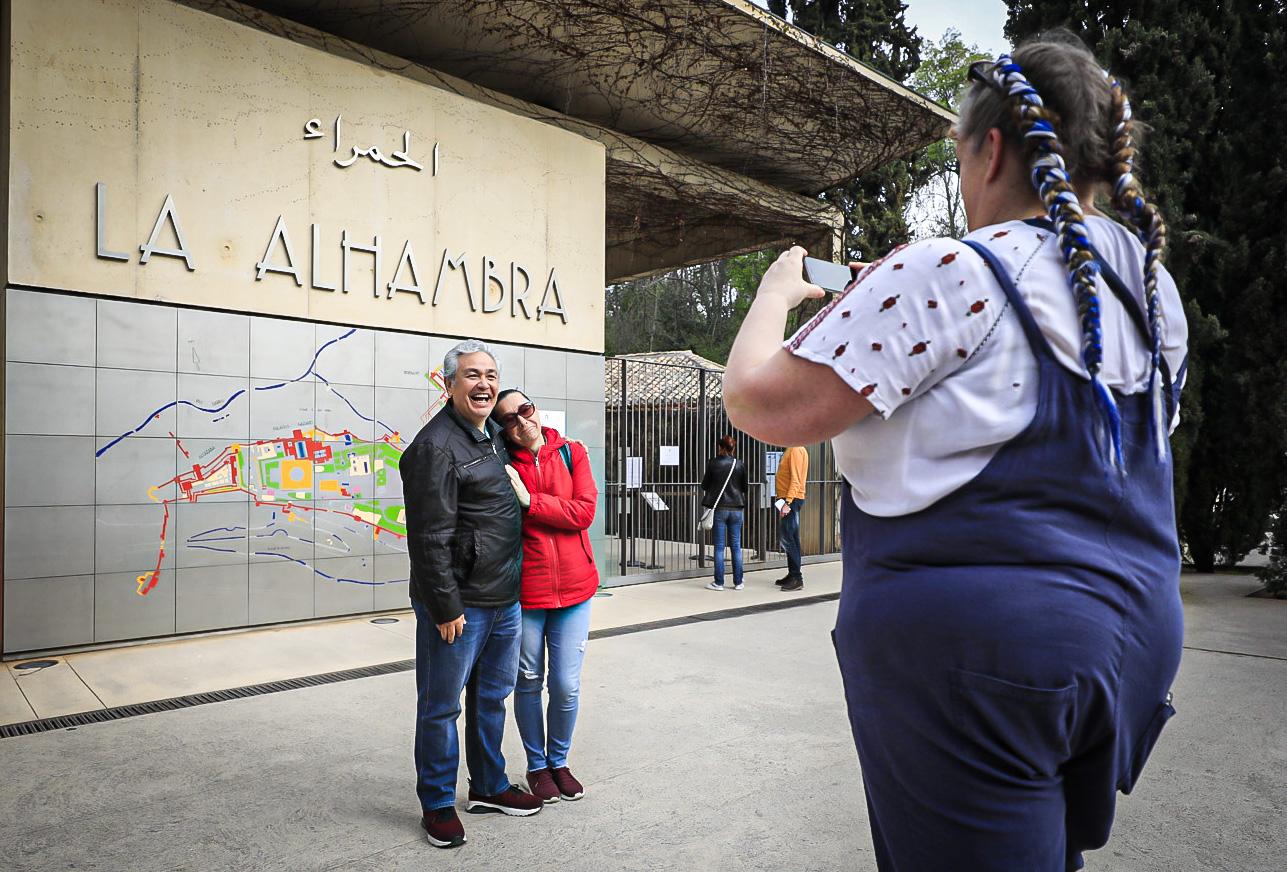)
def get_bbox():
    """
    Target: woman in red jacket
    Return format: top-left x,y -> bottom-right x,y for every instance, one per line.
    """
492,389 -> 599,805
